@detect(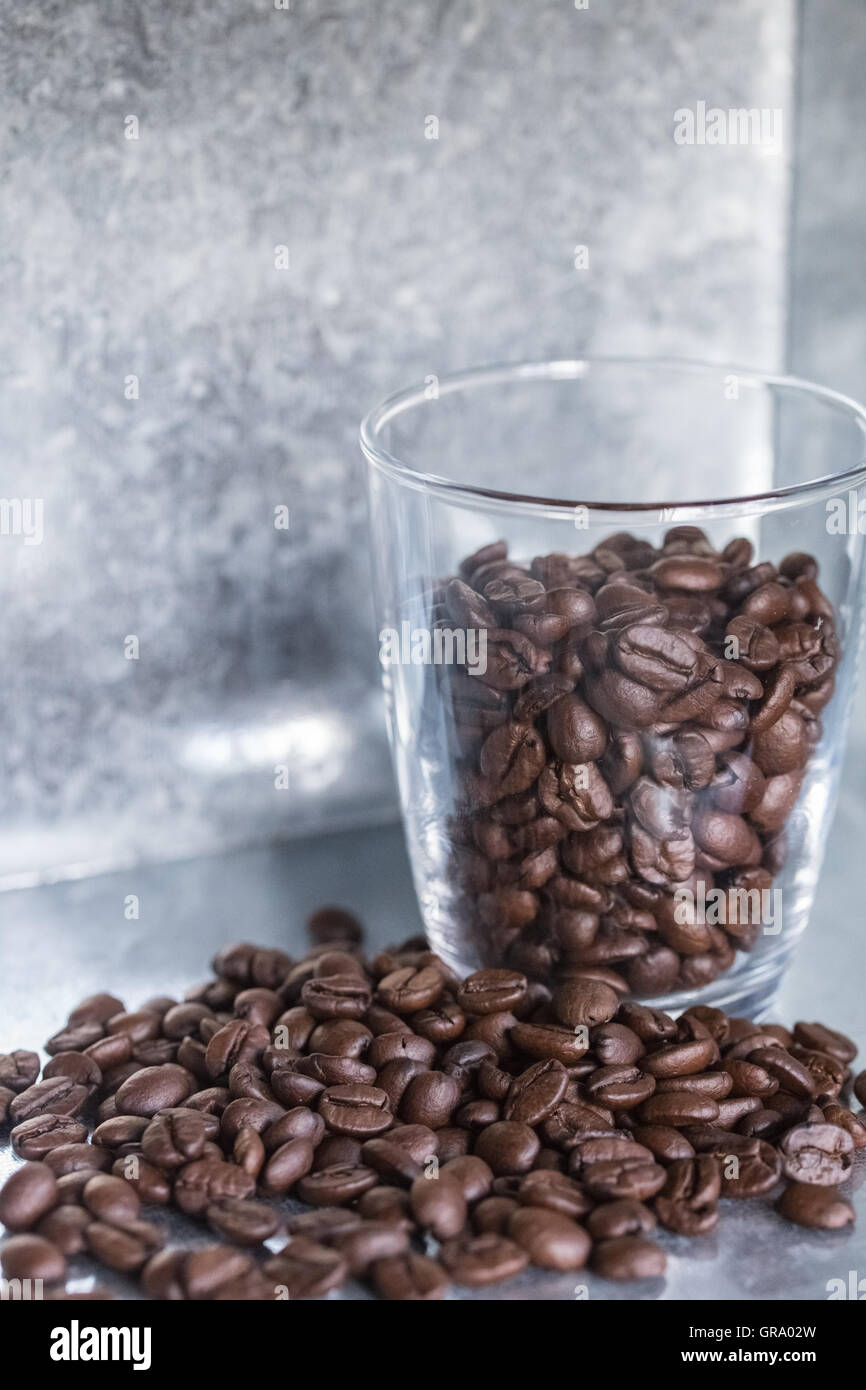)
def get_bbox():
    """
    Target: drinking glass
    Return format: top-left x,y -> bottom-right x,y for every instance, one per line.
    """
361,359 -> 866,1016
